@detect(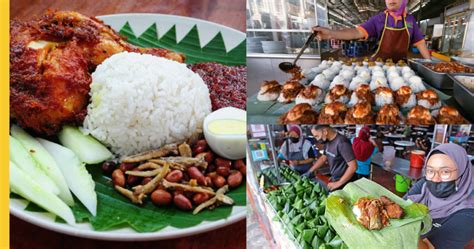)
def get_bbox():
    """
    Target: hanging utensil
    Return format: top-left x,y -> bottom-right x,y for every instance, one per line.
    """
279,31 -> 317,72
